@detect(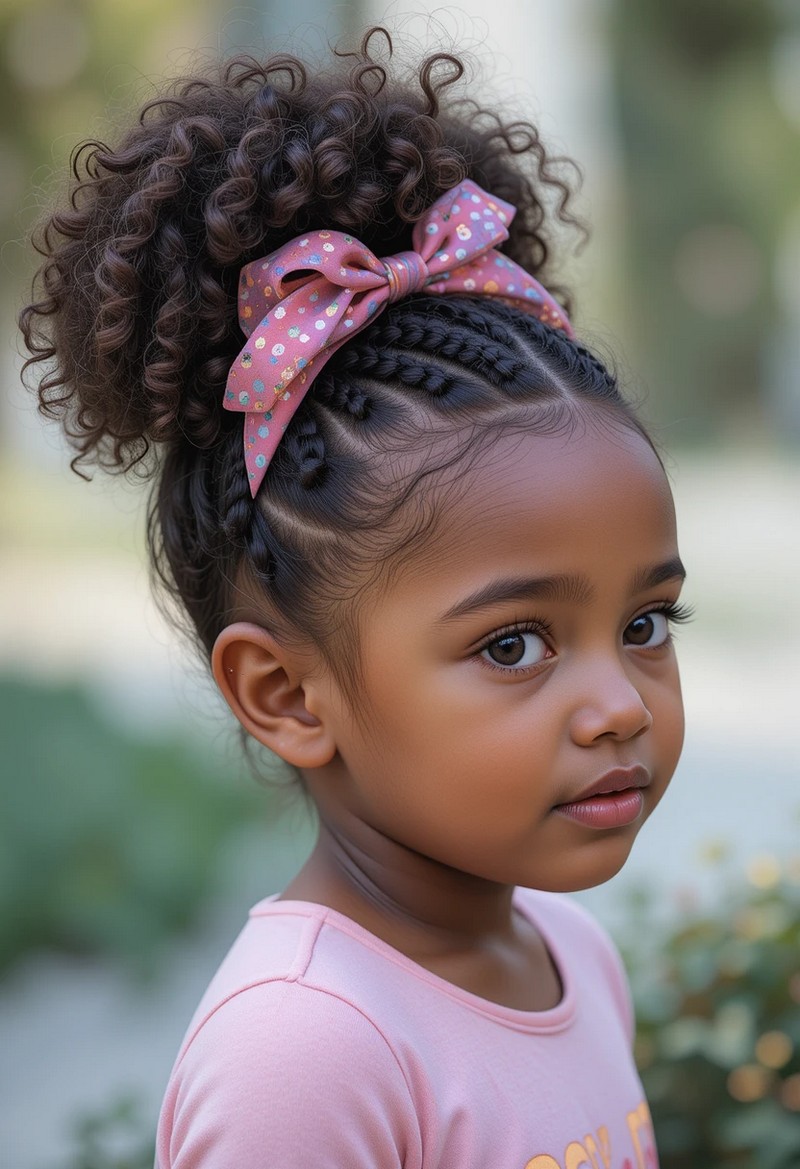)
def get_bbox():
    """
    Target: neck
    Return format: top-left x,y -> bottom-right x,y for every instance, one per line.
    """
281,813 -> 519,959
